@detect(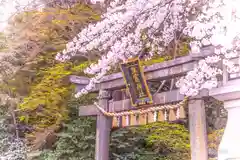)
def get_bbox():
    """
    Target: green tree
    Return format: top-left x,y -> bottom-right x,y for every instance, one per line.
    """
2,2 -> 100,151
